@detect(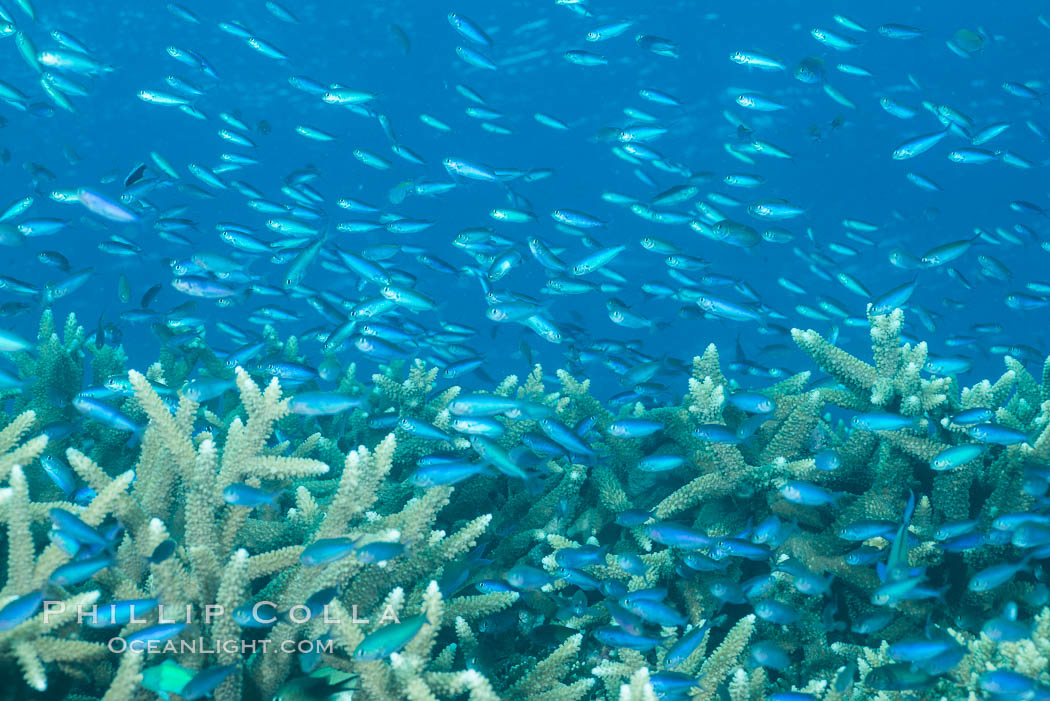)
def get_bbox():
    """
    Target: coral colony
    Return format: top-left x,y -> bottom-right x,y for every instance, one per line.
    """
0,308 -> 1047,699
